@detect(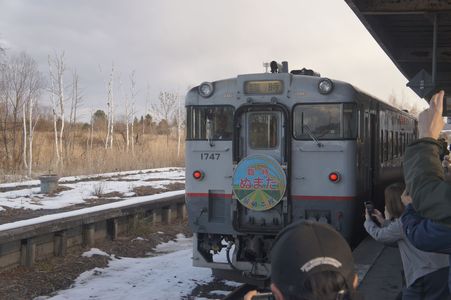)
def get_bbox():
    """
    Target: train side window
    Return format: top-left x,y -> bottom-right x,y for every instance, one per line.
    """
384,130 -> 390,161
293,103 -> 356,140
248,113 -> 278,149
394,132 -> 399,158
390,131 -> 394,159
343,103 -> 357,138
186,106 -> 234,140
